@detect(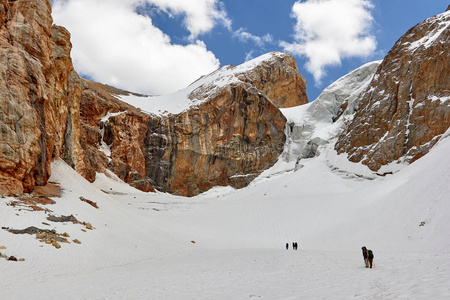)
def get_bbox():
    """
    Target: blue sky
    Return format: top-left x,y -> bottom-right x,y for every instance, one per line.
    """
52,0 -> 449,101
